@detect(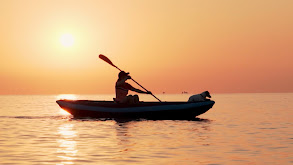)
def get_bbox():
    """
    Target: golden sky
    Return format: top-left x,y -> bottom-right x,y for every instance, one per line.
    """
0,0 -> 292,94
